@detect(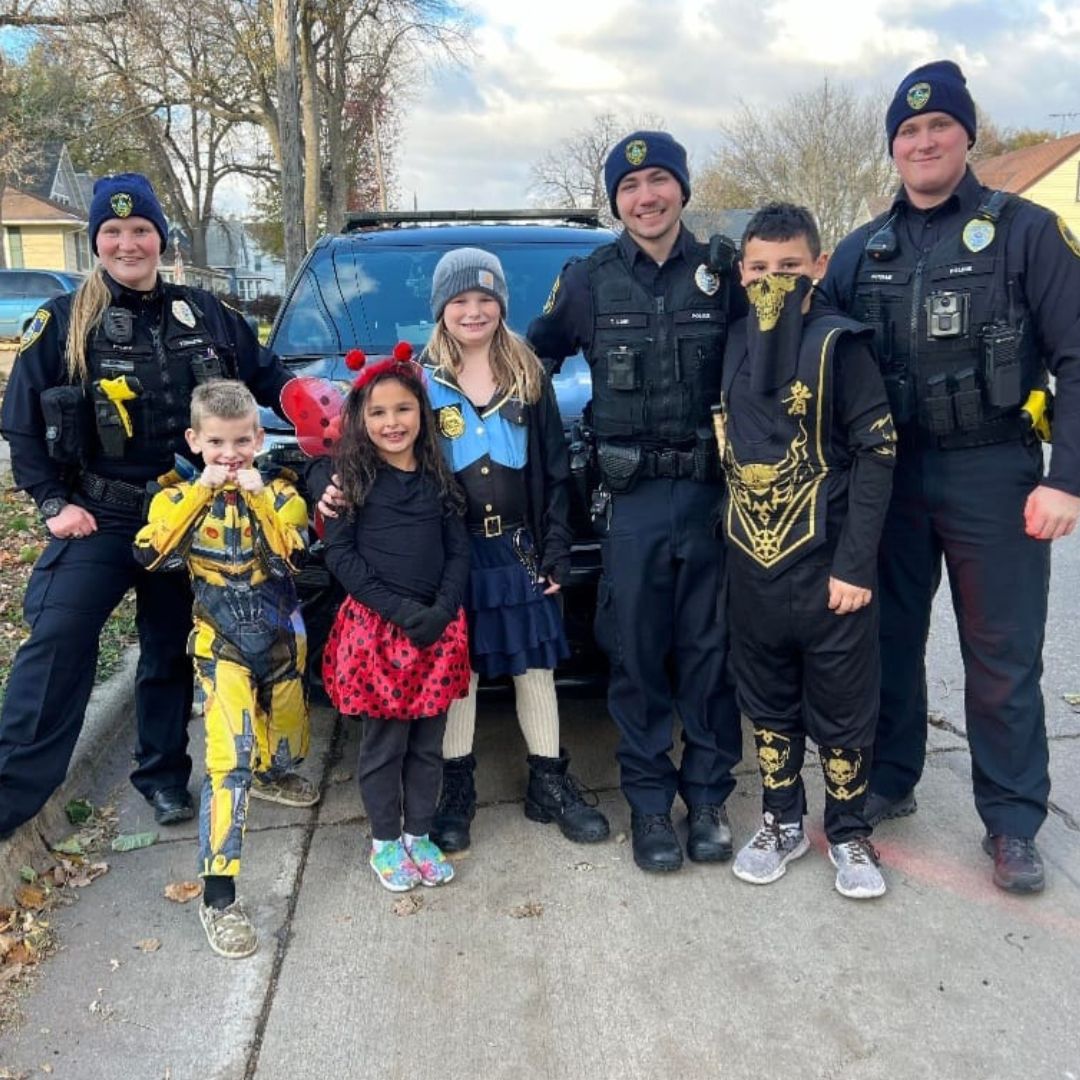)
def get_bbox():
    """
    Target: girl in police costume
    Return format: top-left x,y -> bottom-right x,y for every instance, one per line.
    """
423,248 -> 610,852
319,353 -> 471,891
0,173 -> 294,839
